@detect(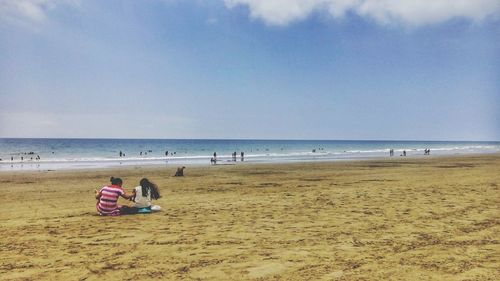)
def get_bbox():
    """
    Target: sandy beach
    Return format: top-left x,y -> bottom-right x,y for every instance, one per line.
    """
0,154 -> 499,280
